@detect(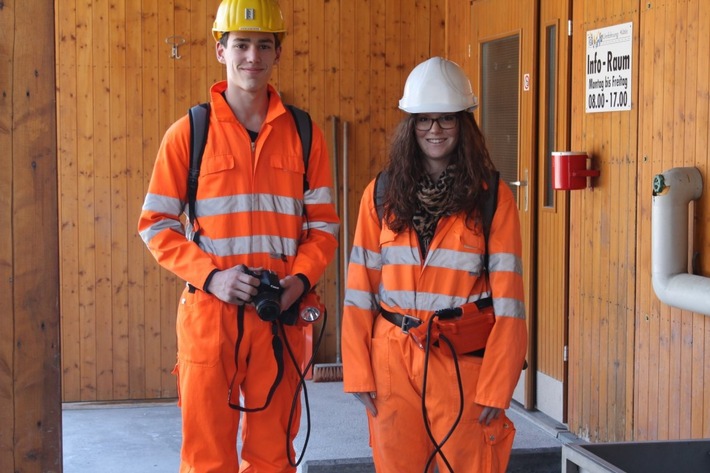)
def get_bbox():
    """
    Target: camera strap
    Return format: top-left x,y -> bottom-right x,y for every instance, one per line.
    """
227,305 -> 285,412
